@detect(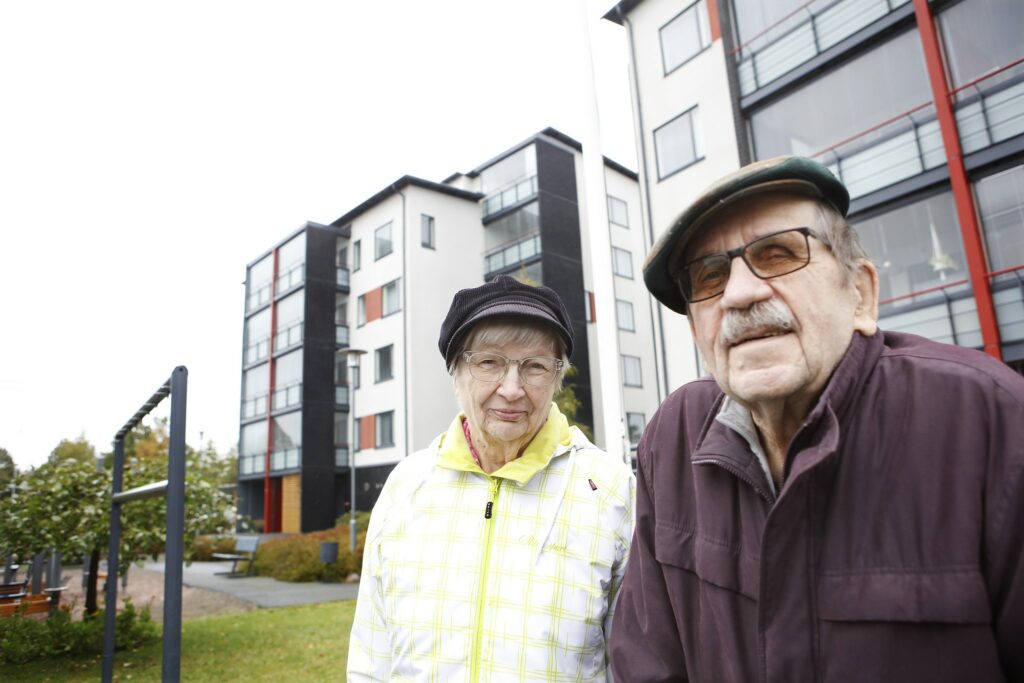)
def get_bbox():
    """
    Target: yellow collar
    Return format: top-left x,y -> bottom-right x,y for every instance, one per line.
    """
437,402 -> 572,484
